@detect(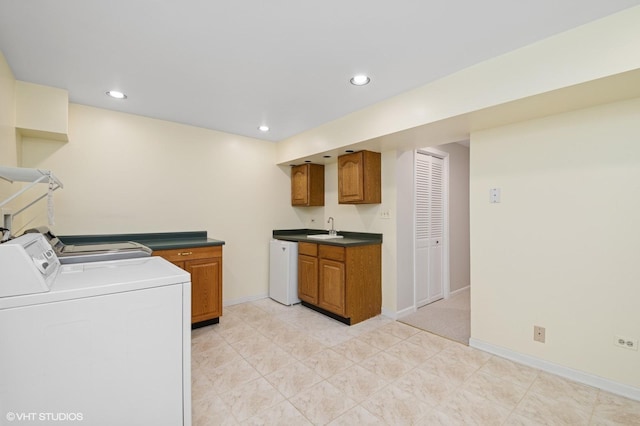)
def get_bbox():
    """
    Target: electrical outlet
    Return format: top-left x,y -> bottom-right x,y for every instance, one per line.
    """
534,326 -> 545,343
380,210 -> 391,219
614,335 -> 638,351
